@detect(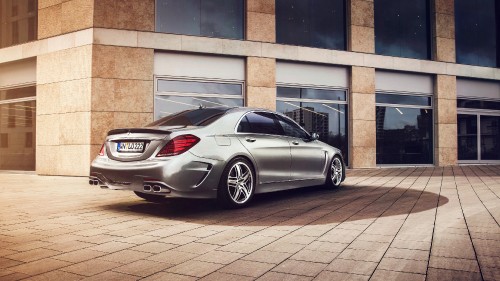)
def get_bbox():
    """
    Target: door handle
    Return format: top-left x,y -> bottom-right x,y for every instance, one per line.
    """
245,137 -> 256,143
292,141 -> 299,145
